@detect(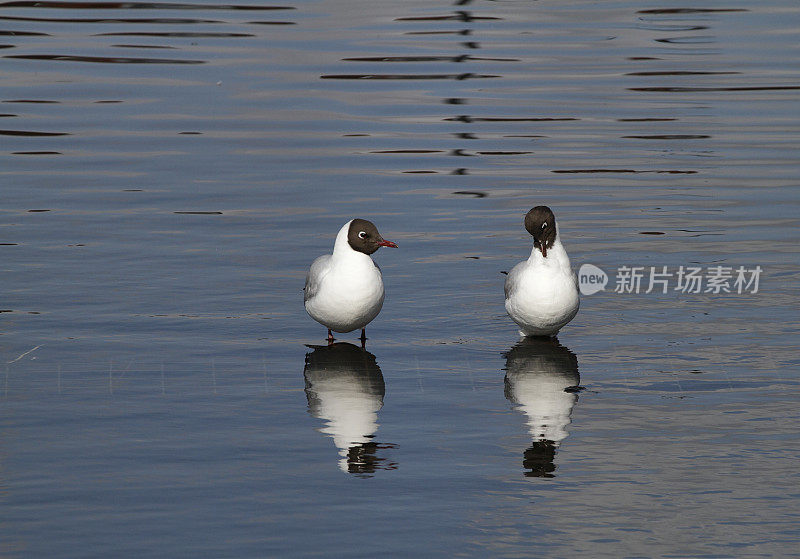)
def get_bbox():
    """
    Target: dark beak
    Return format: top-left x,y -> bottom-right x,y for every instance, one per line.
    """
378,239 -> 398,248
